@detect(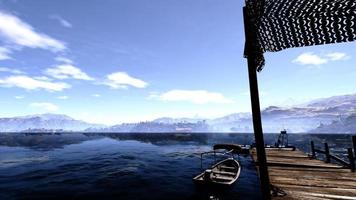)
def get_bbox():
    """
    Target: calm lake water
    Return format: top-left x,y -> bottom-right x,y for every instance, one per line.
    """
0,133 -> 354,200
